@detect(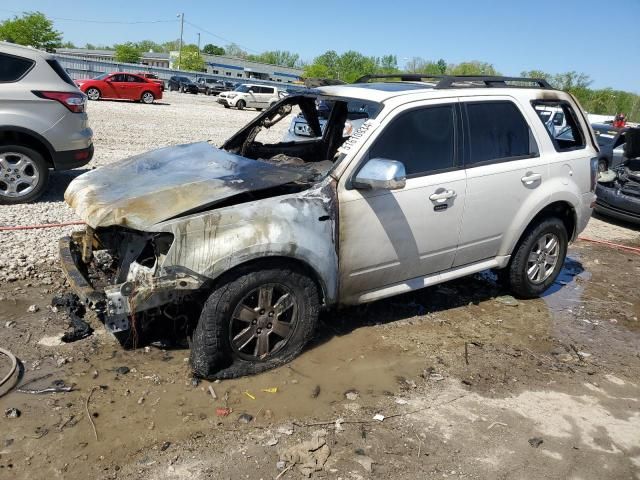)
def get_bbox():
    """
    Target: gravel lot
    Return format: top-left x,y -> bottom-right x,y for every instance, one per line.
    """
0,92 -> 285,282
0,91 -> 638,282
